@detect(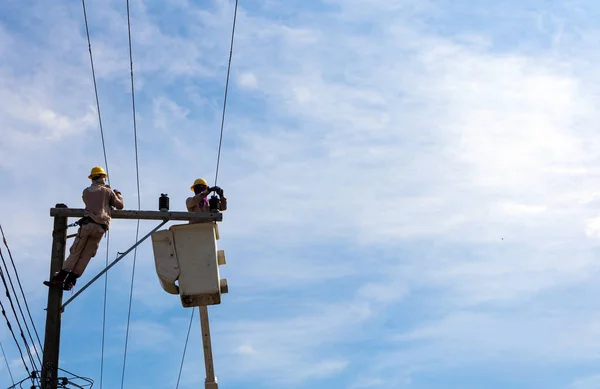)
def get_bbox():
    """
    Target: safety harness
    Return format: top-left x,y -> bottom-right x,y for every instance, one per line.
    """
74,216 -> 108,232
